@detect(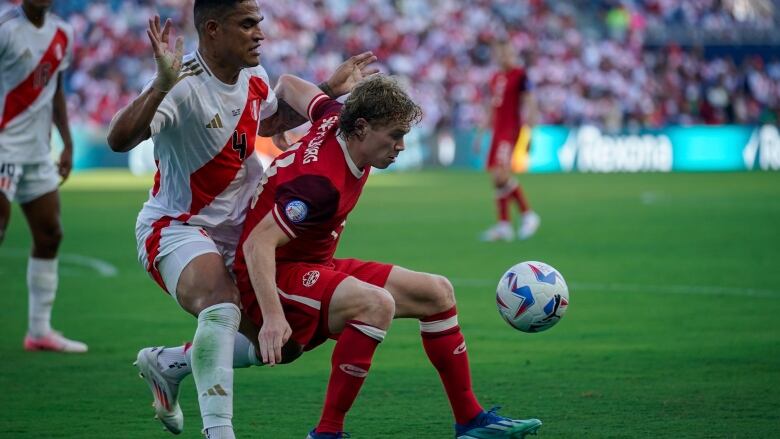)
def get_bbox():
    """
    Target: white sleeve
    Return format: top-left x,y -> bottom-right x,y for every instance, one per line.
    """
253,64 -> 278,120
143,76 -> 182,136
261,86 -> 278,121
